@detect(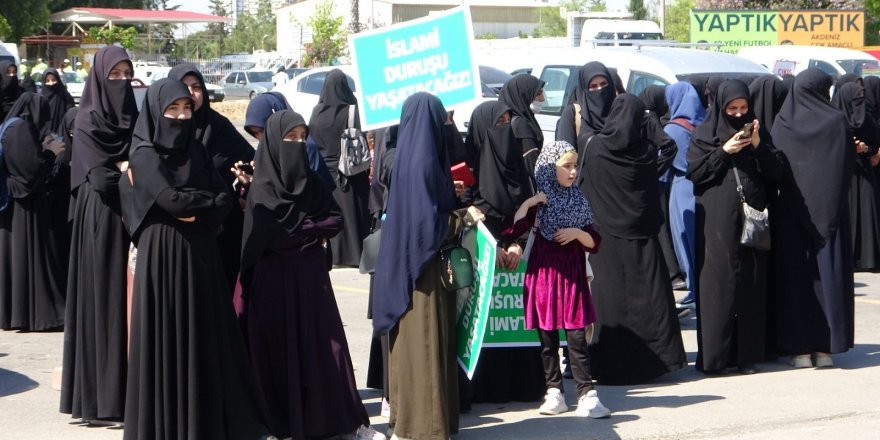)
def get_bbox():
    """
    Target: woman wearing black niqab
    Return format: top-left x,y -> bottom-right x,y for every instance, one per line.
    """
771,68 -> 855,368
168,63 -> 255,291
121,79 -> 269,439
640,85 -> 669,126
0,61 -> 22,120
464,100 -> 545,404
687,79 -> 784,374
581,94 -> 686,385
499,74 -> 546,174
372,92 -> 461,439
833,82 -> 880,271
240,109 -> 381,439
0,93 -> 66,331
556,61 -> 615,153
308,69 -> 371,267
40,68 -> 75,133
61,45 -> 138,423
